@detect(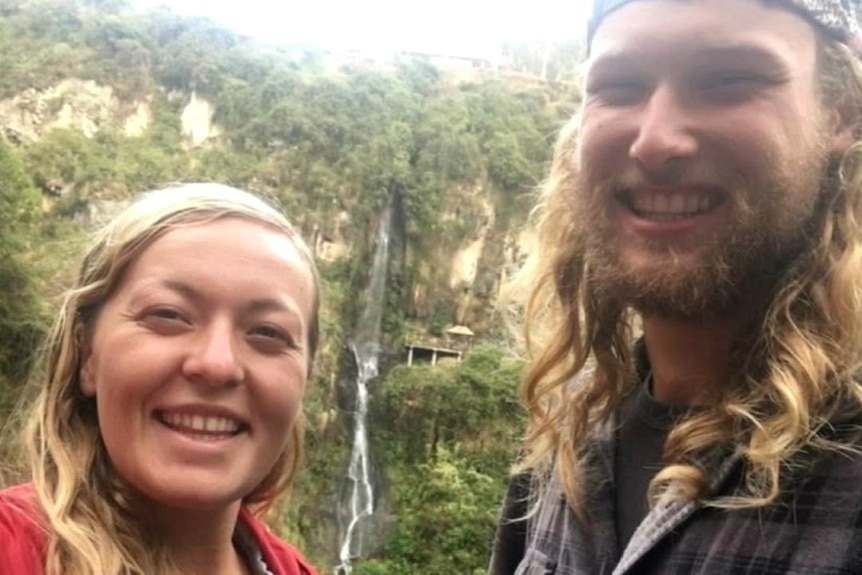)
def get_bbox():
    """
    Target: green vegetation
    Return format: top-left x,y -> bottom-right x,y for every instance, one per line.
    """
0,0 -> 580,571
350,345 -> 524,574
0,139 -> 44,399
